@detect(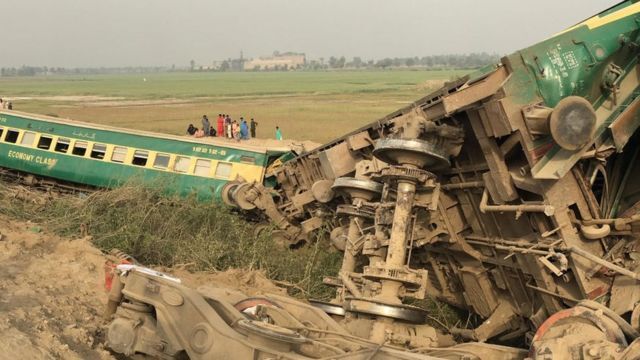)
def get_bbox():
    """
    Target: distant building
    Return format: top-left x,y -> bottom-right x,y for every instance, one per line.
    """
244,52 -> 306,71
